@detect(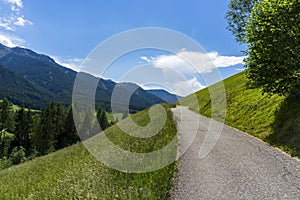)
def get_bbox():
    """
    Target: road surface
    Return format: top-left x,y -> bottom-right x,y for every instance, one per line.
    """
170,106 -> 300,200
